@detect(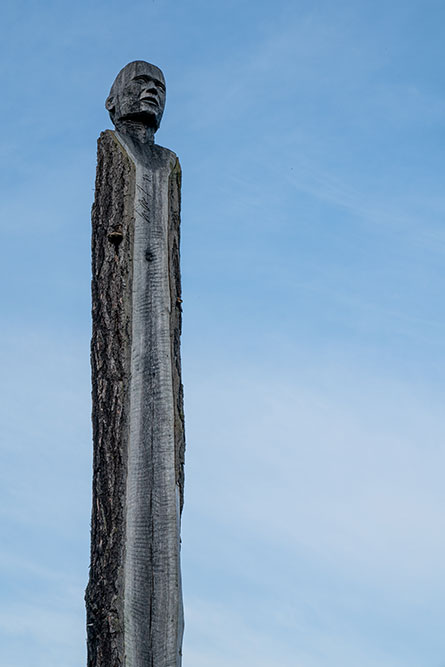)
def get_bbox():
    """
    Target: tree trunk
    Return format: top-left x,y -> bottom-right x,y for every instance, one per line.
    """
86,130 -> 185,667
